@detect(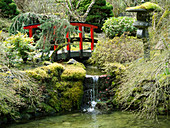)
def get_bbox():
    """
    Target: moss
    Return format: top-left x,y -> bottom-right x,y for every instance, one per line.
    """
126,2 -> 162,11
72,62 -> 86,69
48,81 -> 83,111
19,62 -> 84,114
25,62 -> 64,80
61,65 -> 86,81
25,68 -> 47,80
